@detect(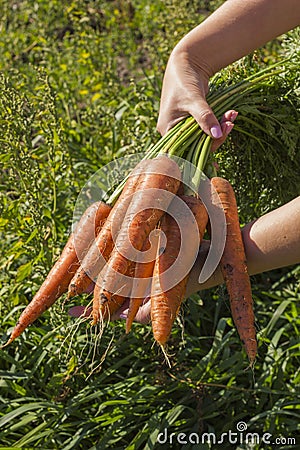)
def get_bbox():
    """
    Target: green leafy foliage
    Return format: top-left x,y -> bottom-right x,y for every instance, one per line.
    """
214,45 -> 300,222
0,1 -> 299,449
